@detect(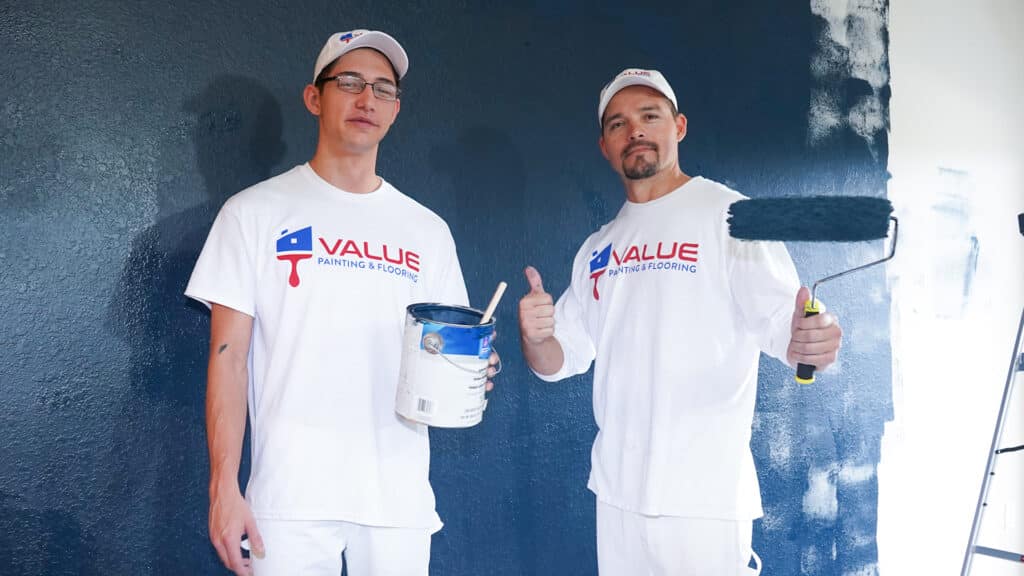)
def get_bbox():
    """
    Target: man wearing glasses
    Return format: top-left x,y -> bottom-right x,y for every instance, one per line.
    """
186,30 -> 490,576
